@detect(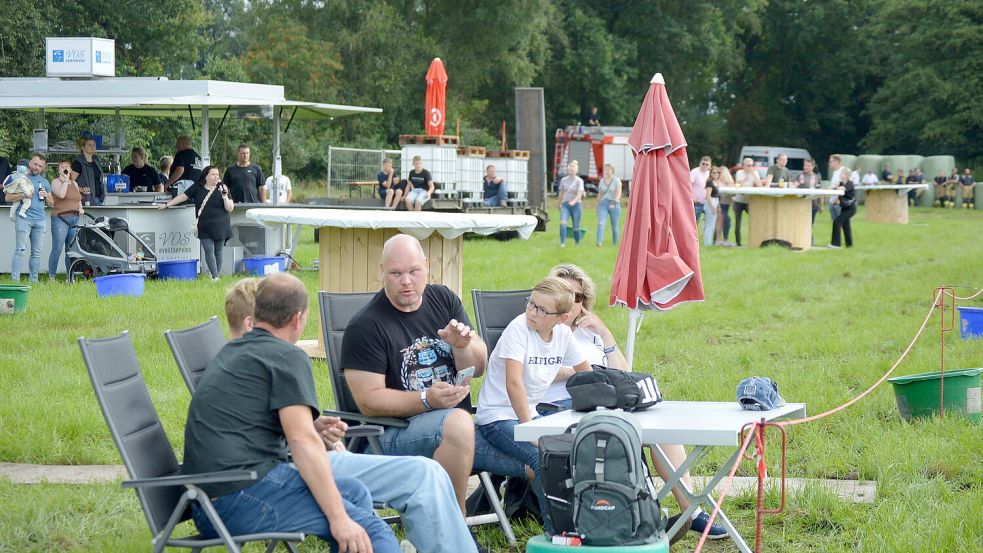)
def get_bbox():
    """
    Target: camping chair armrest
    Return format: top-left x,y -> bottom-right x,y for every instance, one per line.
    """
122,470 -> 258,489
322,409 -> 409,428
345,425 -> 384,438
